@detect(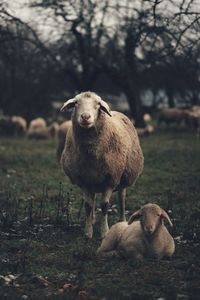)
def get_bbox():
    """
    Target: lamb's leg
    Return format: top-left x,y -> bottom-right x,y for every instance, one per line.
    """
97,227 -> 118,256
100,188 -> 112,239
118,188 -> 126,222
84,193 -> 96,239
